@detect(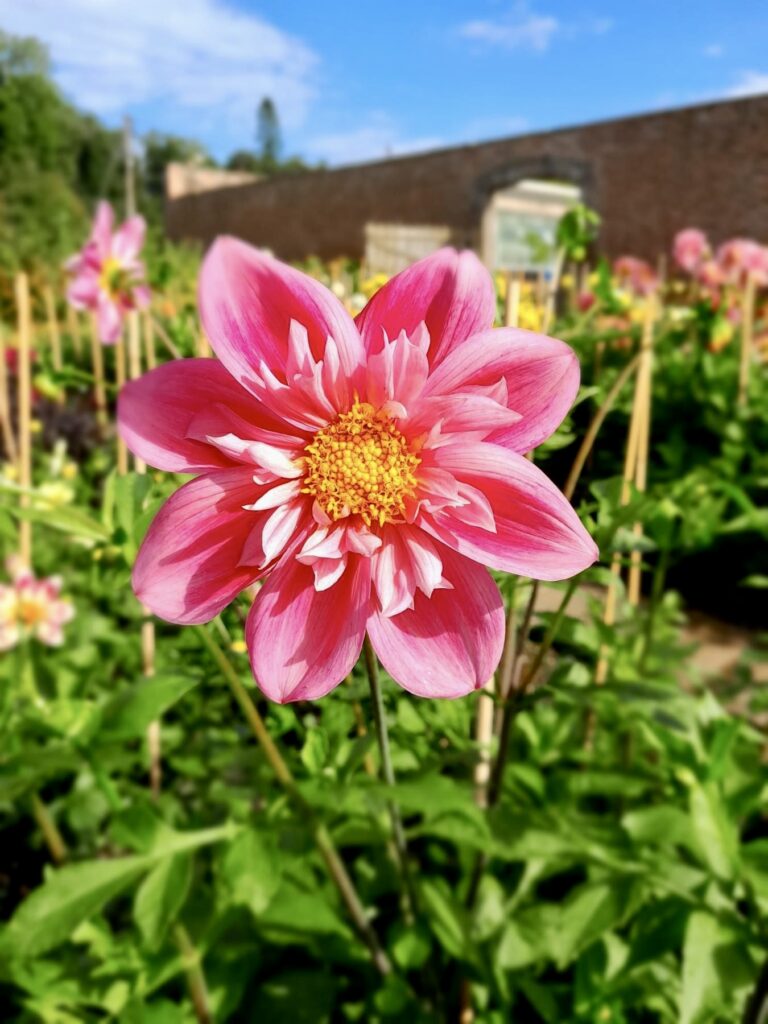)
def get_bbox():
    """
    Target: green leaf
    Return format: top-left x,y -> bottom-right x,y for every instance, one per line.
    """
99,674 -> 201,741
0,855 -> 152,959
300,728 -> 329,774
220,828 -> 282,916
134,853 -> 192,949
419,878 -> 476,966
552,879 -> 637,968
688,781 -> 739,879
